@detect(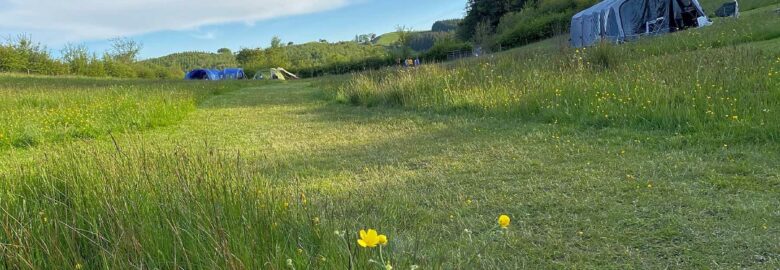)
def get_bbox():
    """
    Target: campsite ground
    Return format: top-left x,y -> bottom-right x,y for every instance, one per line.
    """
1,3 -> 779,269
2,80 -> 779,268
